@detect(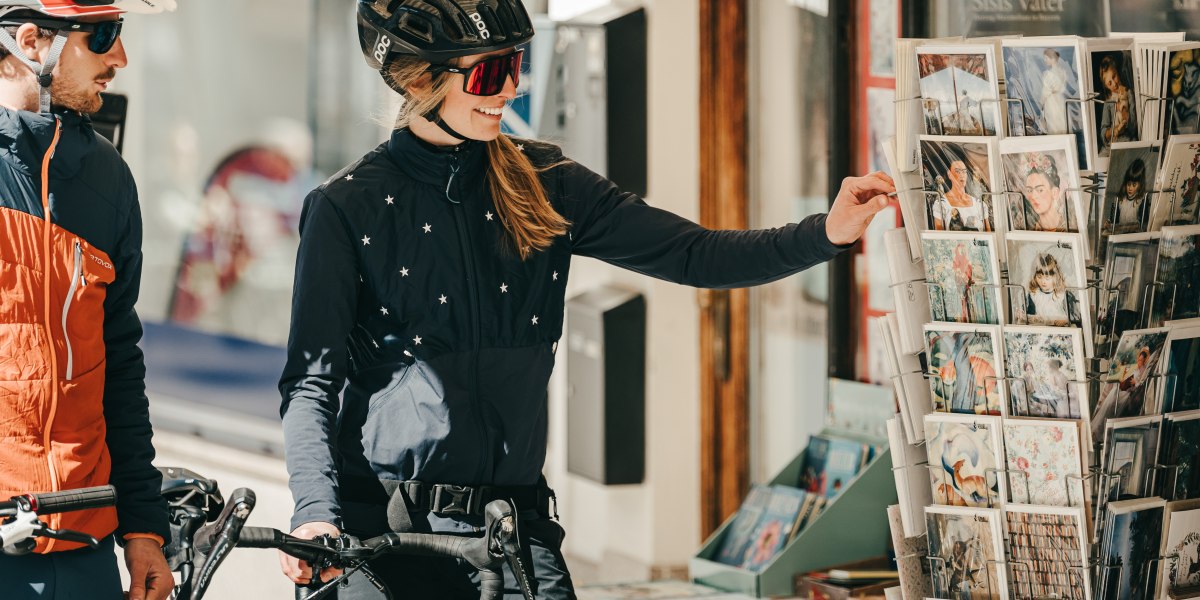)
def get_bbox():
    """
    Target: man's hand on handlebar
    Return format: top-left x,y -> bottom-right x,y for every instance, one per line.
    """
280,522 -> 344,585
